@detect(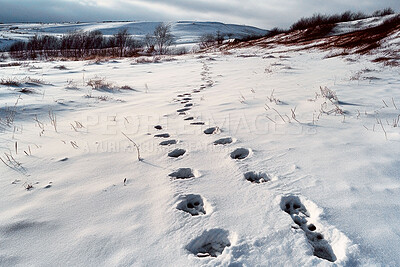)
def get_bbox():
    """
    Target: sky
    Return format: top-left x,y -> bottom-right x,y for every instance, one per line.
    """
0,0 -> 398,29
